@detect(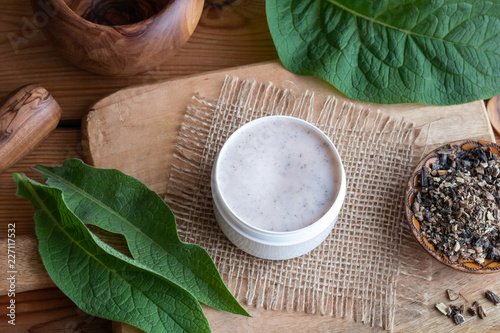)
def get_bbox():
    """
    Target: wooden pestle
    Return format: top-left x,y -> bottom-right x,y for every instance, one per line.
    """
0,84 -> 61,174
